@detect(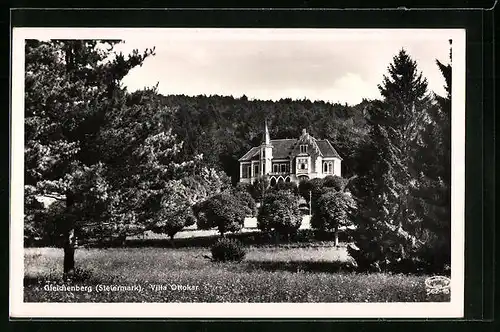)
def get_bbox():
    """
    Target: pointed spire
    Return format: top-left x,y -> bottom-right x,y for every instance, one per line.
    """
263,119 -> 270,145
